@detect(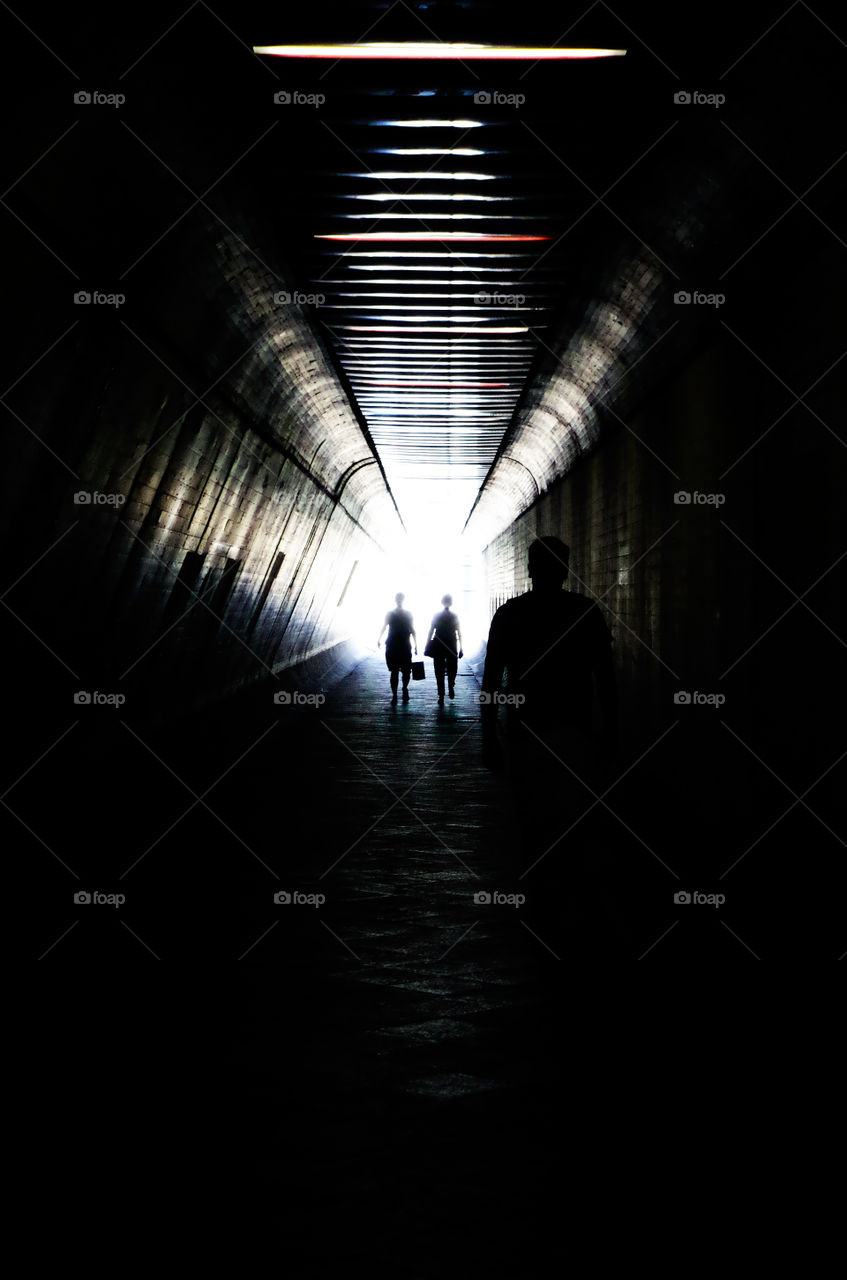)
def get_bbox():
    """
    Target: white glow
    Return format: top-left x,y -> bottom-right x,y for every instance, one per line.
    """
316,233 -> 548,240
329,292 -> 541,299
346,171 -> 498,181
342,265 -> 539,272
343,538 -> 488,657
365,400 -> 514,408
337,325 -> 530,333
320,280 -> 548,288
344,192 -> 512,202
372,119 -> 484,128
326,305 -> 537,312
254,42 -> 626,61
325,251 -> 534,257
373,148 -> 486,155
355,379 -> 516,386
